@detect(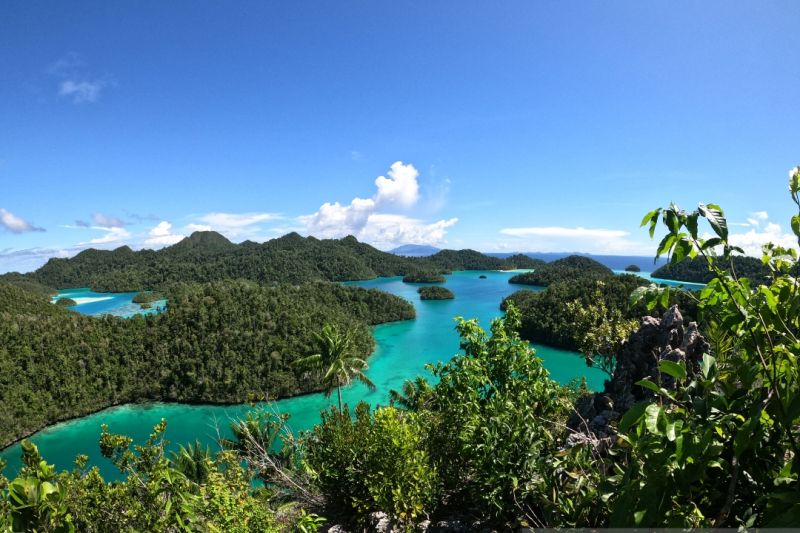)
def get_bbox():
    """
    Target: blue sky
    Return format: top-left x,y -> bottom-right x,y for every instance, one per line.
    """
1,1 -> 798,272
